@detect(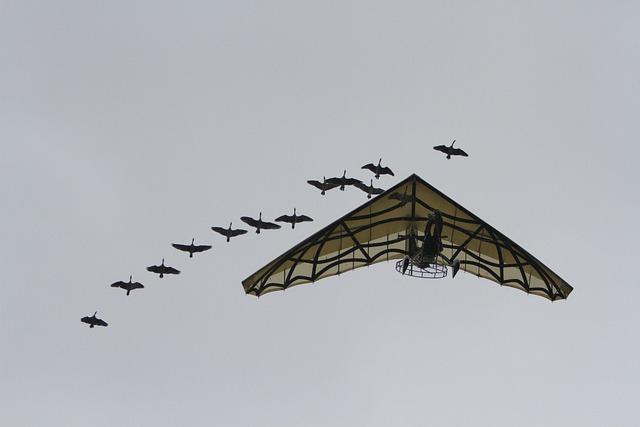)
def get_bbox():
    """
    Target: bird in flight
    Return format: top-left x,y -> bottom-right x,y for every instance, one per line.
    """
433,140 -> 469,159
110,275 -> 144,296
146,258 -> 180,278
81,311 -> 108,328
211,222 -> 248,242
307,176 -> 339,195
275,208 -> 314,229
361,158 -> 394,179
172,238 -> 212,258
241,212 -> 281,234
326,170 -> 362,191
354,179 -> 384,199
